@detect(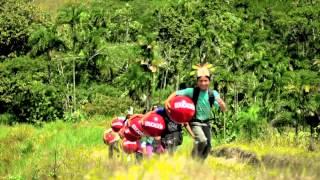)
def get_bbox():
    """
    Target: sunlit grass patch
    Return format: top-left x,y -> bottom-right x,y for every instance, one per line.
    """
0,119 -> 107,179
216,127 -> 320,158
111,153 -> 256,180
219,136 -> 320,157
1,120 -> 320,179
0,125 -> 11,139
214,132 -> 320,179
33,0 -> 73,13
